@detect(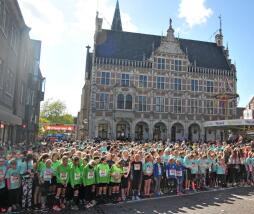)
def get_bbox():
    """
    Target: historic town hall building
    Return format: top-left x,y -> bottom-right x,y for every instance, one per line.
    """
77,1 -> 237,141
